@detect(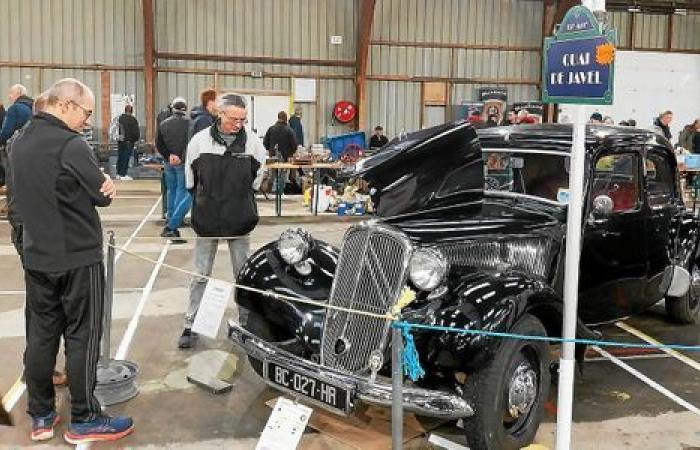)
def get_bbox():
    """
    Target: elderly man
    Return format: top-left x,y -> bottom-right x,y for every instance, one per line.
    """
180,93 -> 267,349
10,78 -> 133,444
0,84 -> 33,189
